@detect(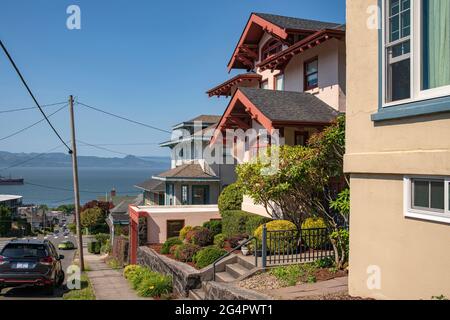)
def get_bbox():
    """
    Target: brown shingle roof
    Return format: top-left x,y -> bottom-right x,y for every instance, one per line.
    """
254,13 -> 345,31
135,179 -> 165,192
187,115 -> 222,124
239,87 -> 339,123
155,163 -> 219,180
